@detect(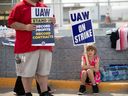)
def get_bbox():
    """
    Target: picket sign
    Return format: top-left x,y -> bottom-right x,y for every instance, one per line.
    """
69,8 -> 95,46
69,8 -> 96,71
